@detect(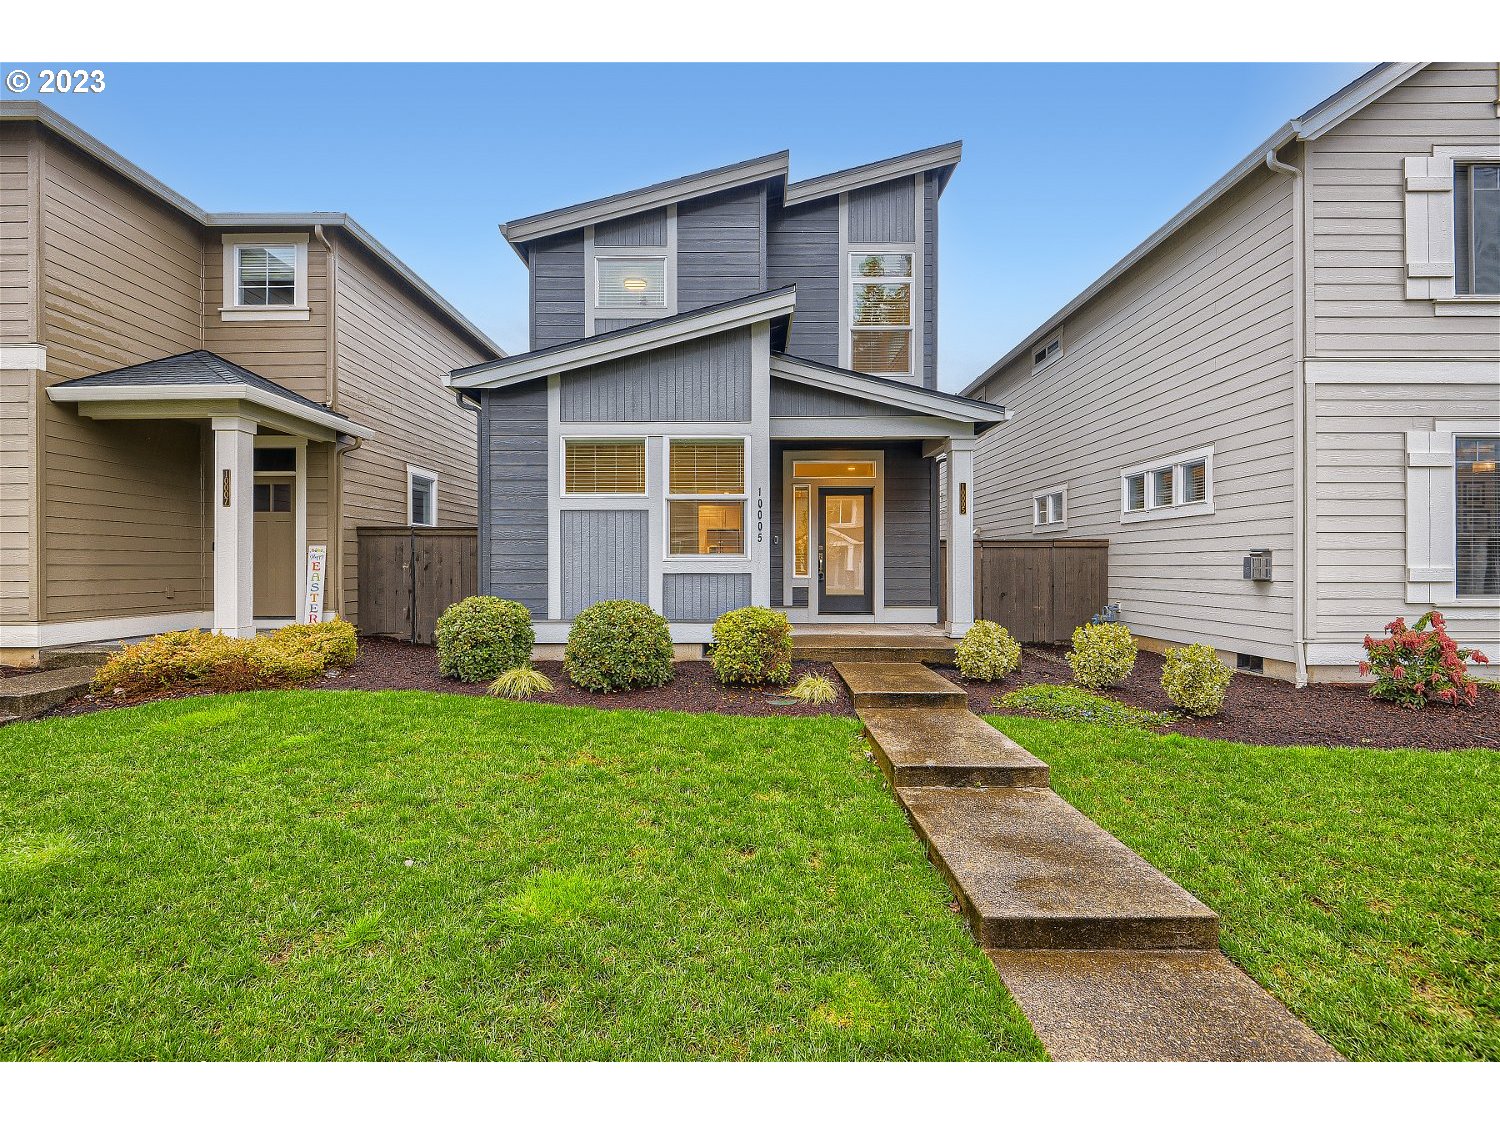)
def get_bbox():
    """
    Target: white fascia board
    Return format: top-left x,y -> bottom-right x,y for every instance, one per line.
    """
46,382 -> 375,439
501,153 -> 790,247
450,289 -> 797,391
784,142 -> 963,207
770,355 -> 1007,426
